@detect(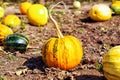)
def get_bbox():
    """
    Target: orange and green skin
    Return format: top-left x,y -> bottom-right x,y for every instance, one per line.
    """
42,2 -> 83,70
103,46 -> 120,80
42,36 -> 83,70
